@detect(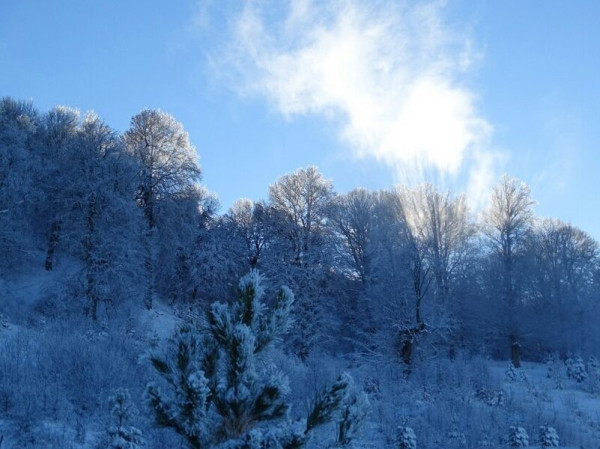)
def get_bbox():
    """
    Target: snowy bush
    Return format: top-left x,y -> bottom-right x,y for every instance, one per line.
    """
566,356 -> 587,383
474,387 -> 505,406
397,426 -> 417,449
508,426 -> 529,447
537,426 -> 559,447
